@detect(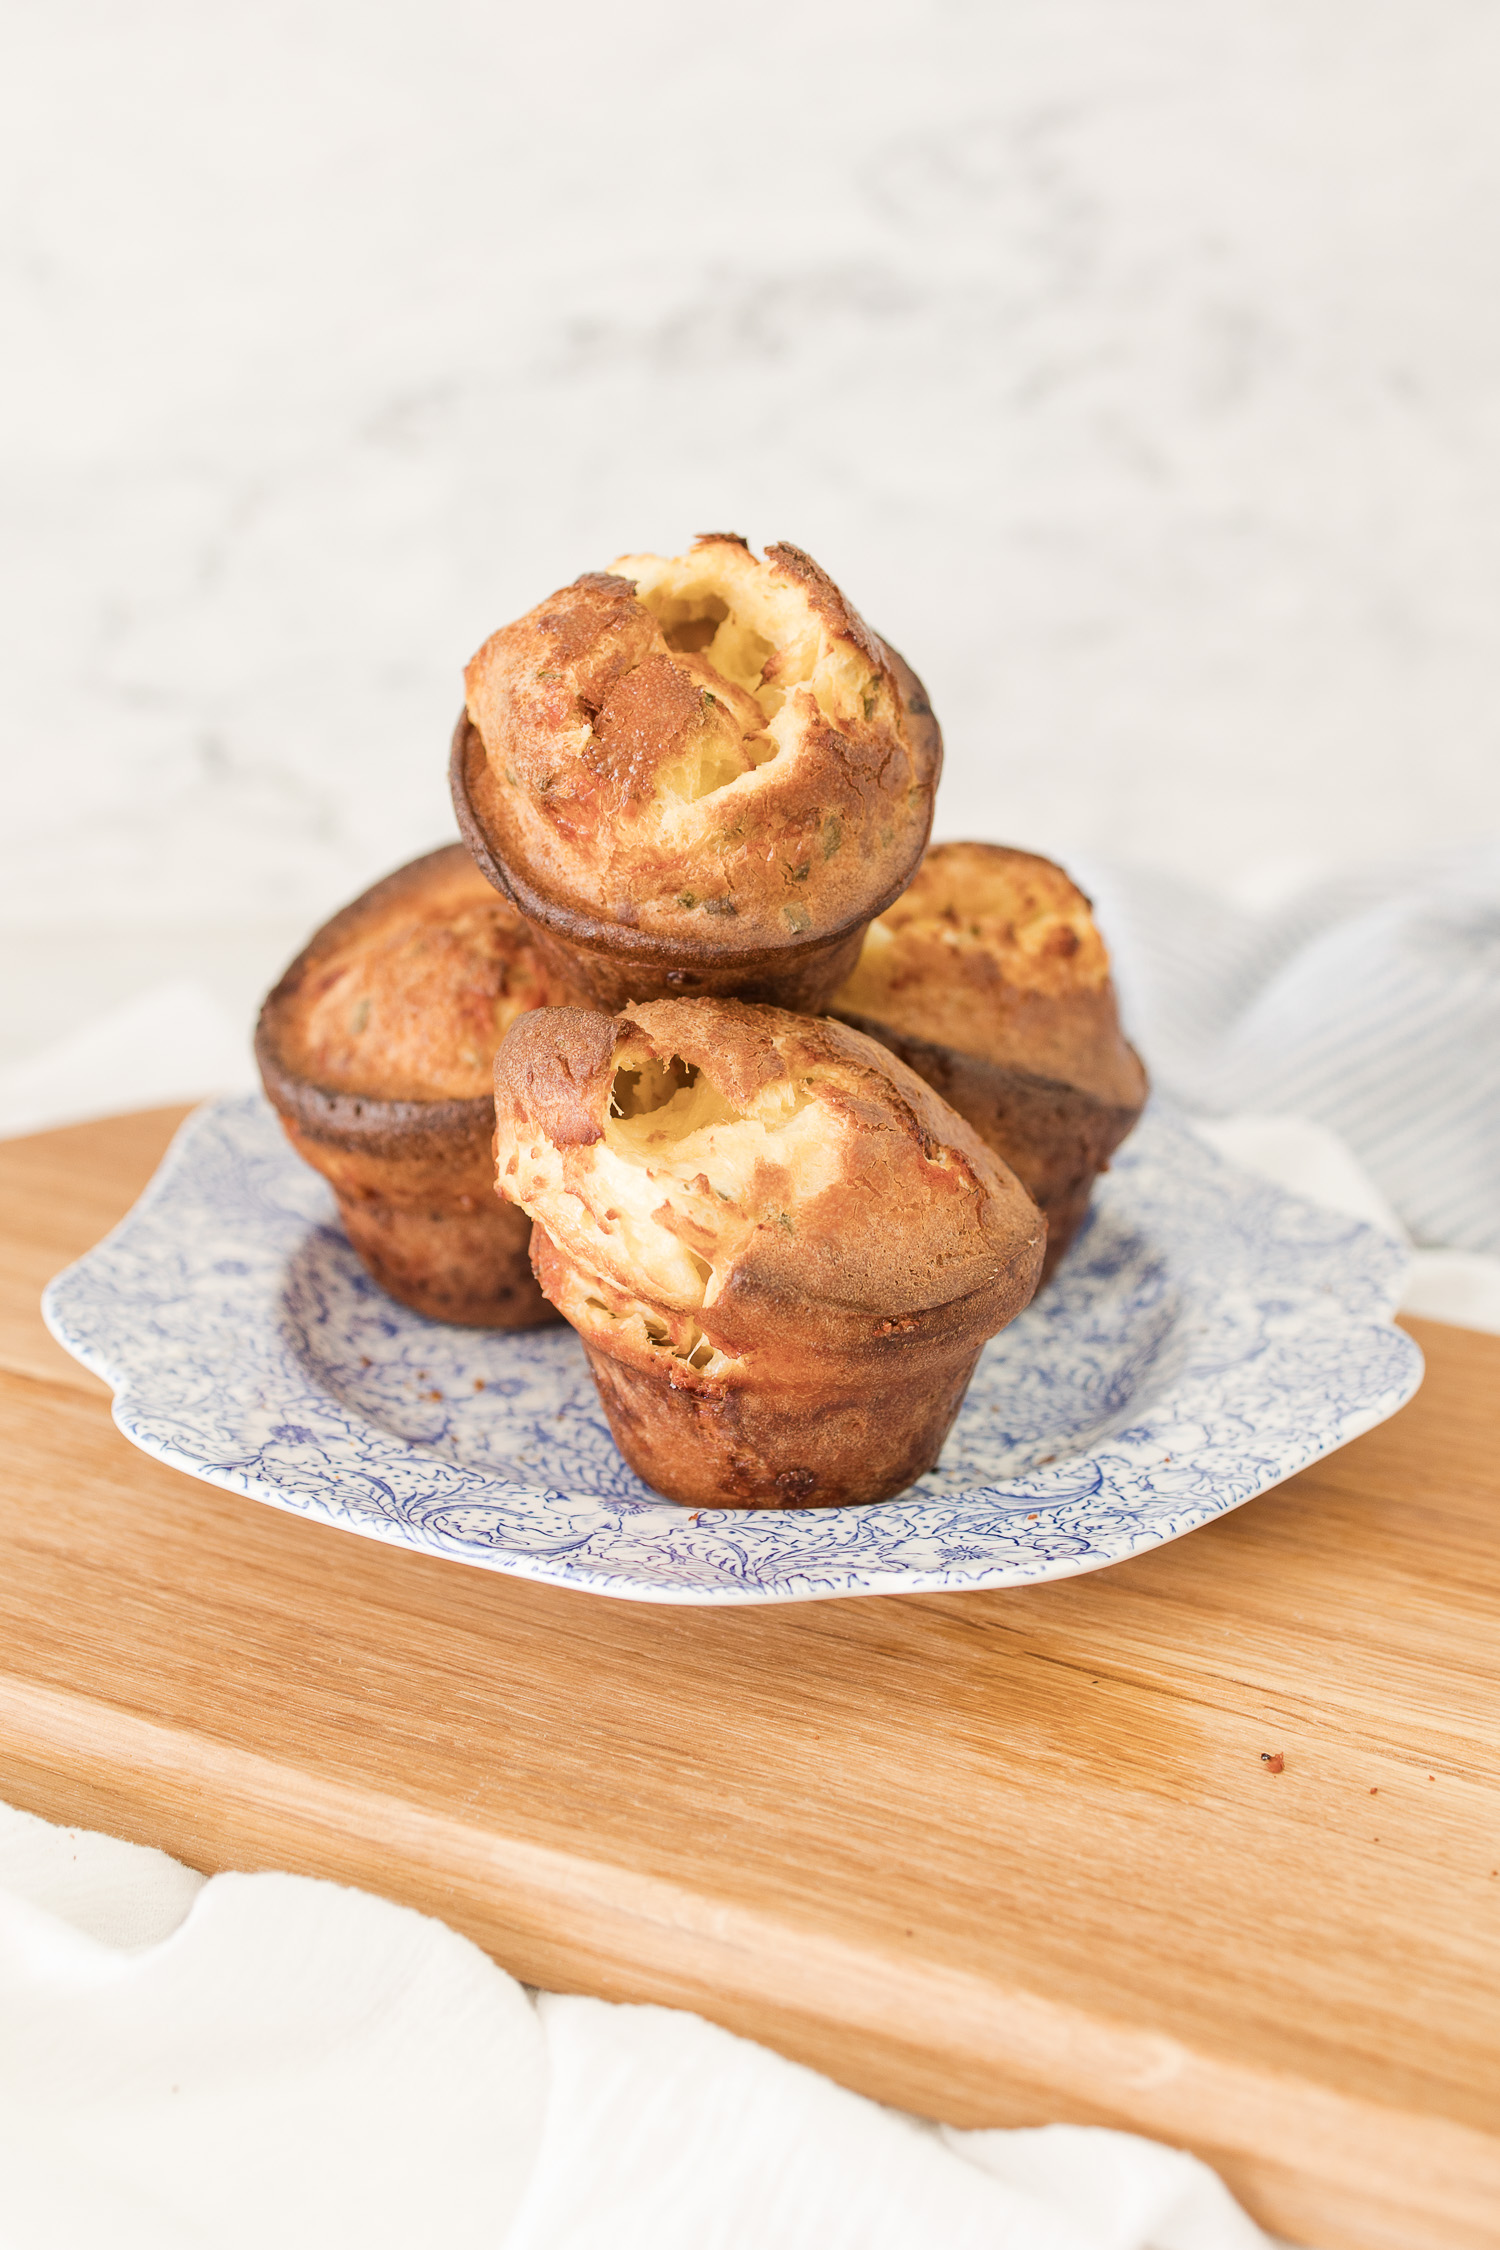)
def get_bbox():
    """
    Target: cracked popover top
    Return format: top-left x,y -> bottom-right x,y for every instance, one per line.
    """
834,842 -> 1147,1107
458,535 -> 941,964
257,845 -> 565,1112
493,997 -> 1043,1379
